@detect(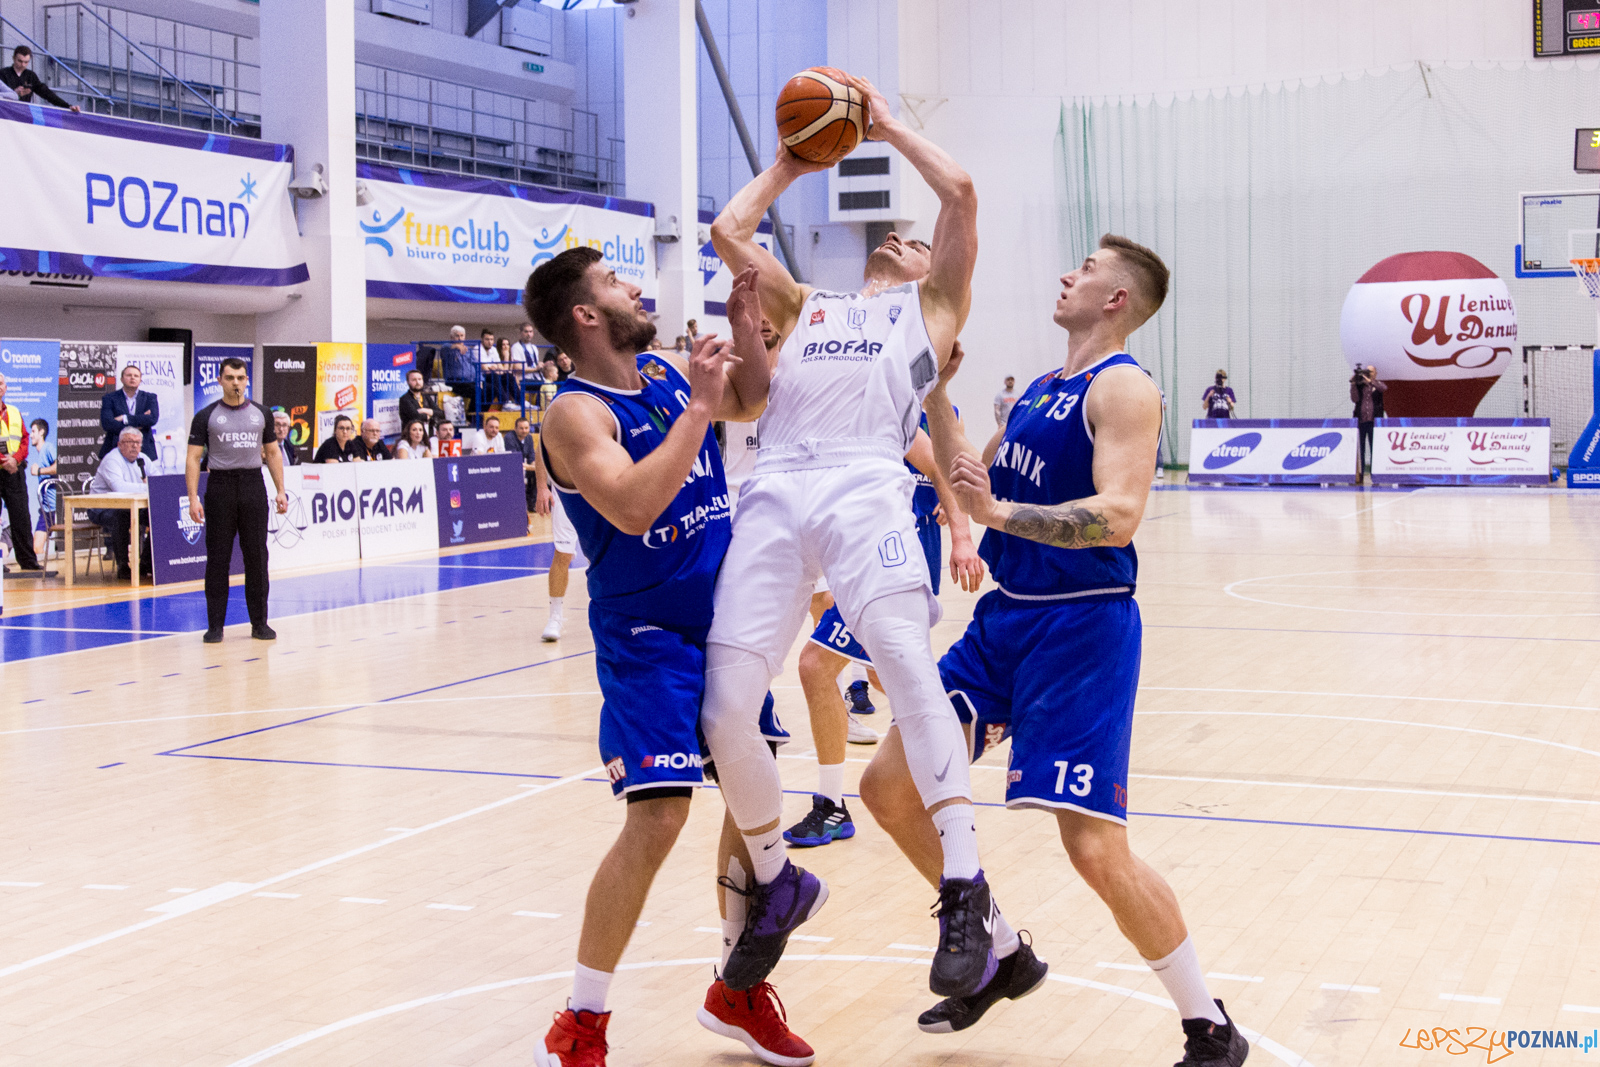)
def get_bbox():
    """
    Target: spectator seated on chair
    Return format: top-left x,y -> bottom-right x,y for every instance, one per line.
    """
394,419 -> 433,460
273,410 -> 301,466
433,420 -> 462,458
86,426 -> 150,580
353,419 -> 391,461
313,415 -> 361,463
473,415 -> 507,455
